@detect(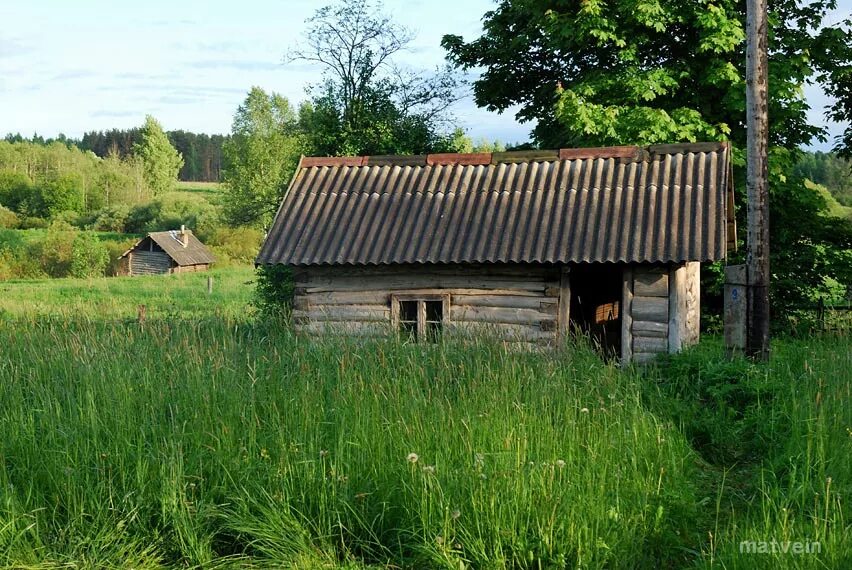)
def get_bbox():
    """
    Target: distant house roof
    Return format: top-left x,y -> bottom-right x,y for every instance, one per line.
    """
121,230 -> 215,266
257,142 -> 735,267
